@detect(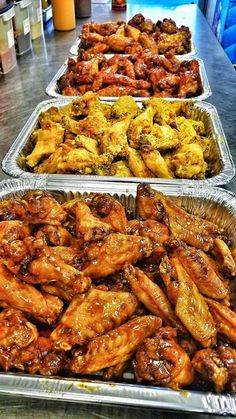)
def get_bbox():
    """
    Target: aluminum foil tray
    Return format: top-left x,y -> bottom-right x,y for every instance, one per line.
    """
2,98 -> 234,187
69,38 -> 197,57
45,56 -> 211,102
0,177 -> 235,416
